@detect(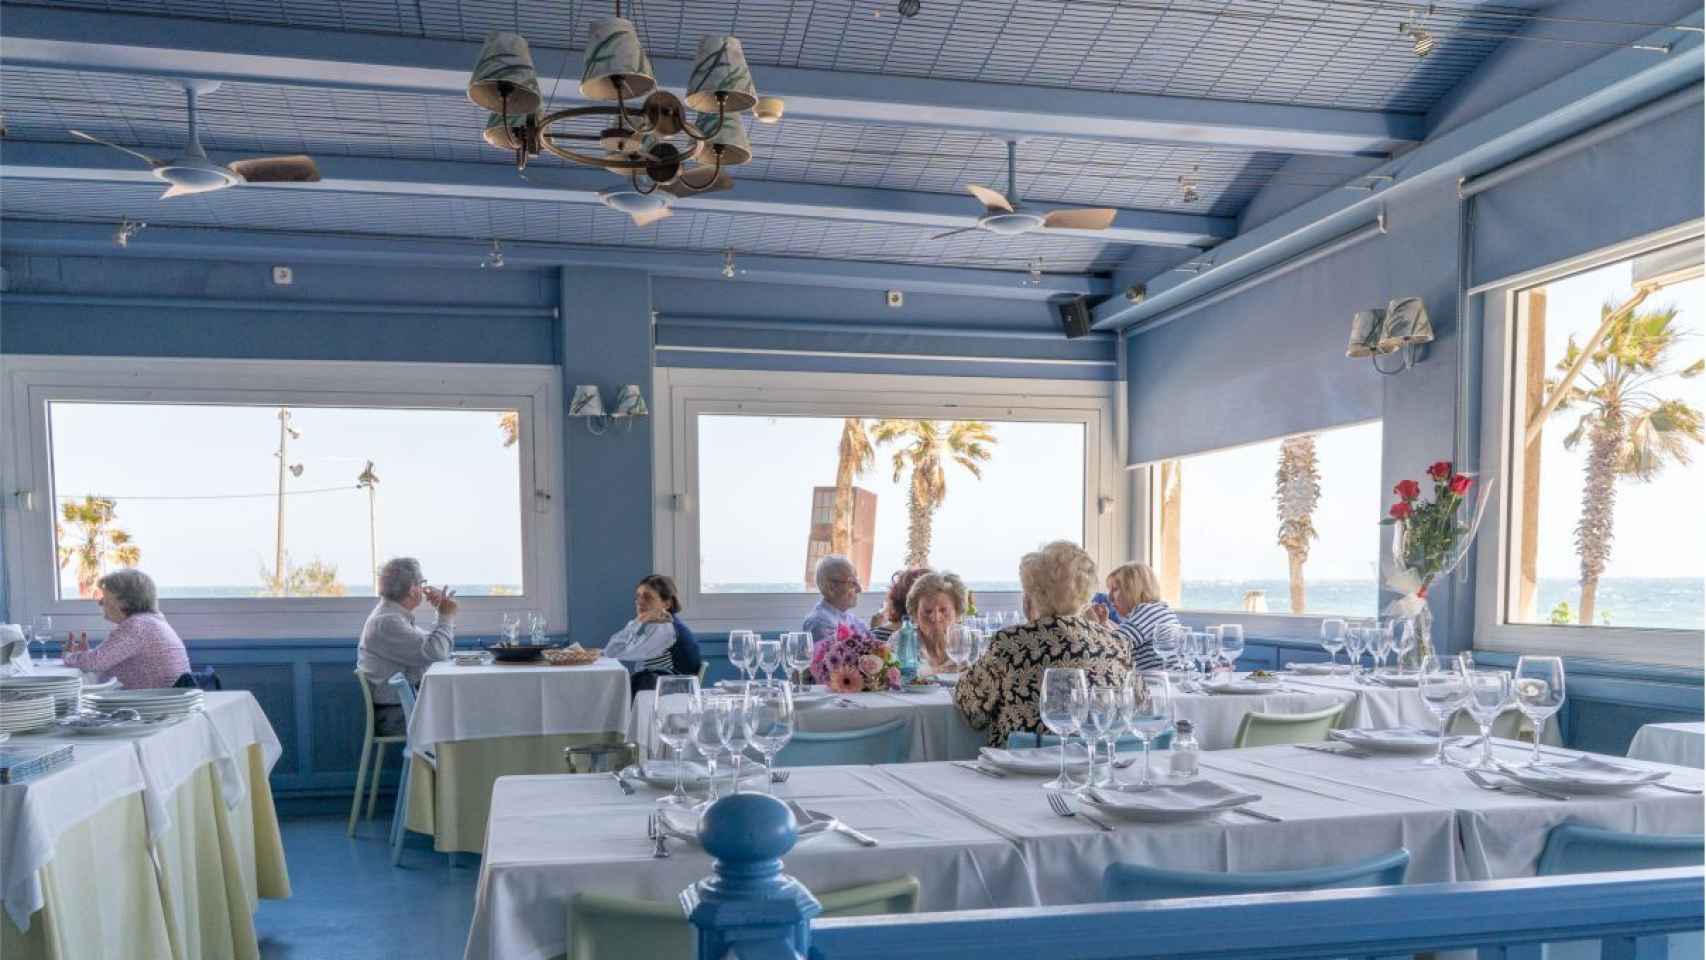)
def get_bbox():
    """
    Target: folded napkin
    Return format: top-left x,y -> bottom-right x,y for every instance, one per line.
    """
1083,779 -> 1259,814
641,759 -> 711,782
1205,678 -> 1282,695
655,807 -> 703,844
978,746 -> 1068,775
1496,755 -> 1667,787
1331,726 -> 1444,749
1285,662 -> 1338,675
